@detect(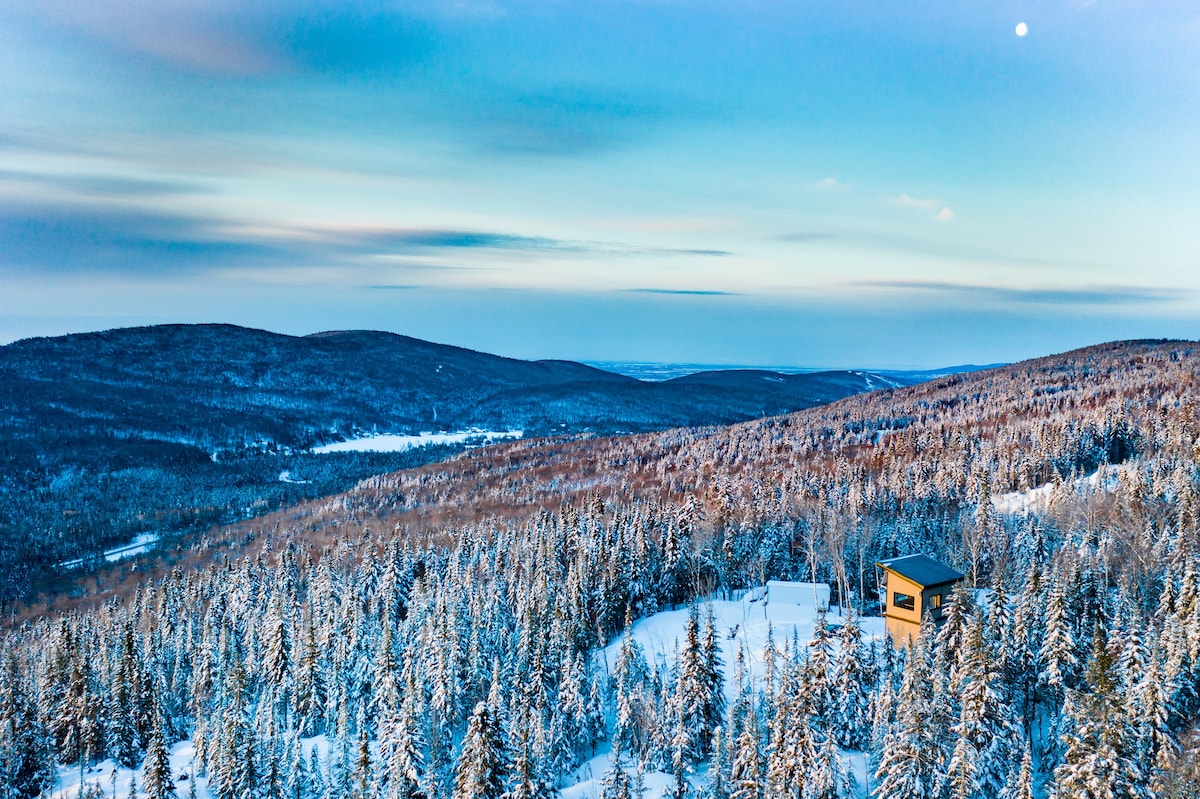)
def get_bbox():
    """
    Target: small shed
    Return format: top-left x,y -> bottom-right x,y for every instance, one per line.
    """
764,580 -> 830,612
876,554 -> 965,646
